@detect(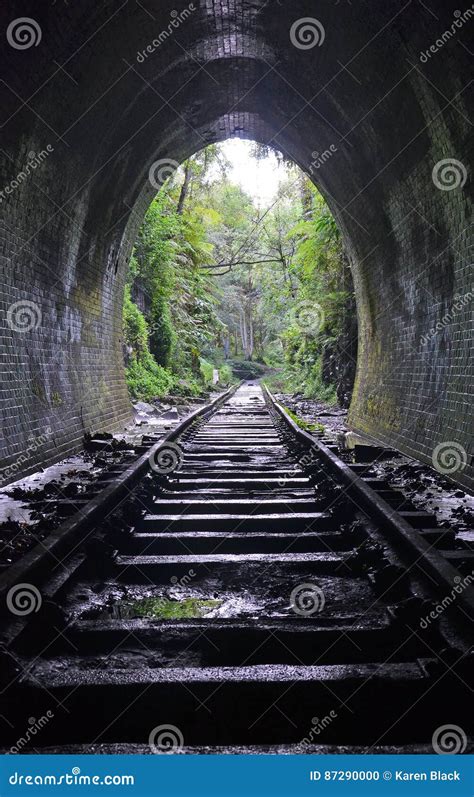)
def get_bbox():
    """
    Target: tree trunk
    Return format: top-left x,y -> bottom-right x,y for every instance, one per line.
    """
177,161 -> 192,215
248,310 -> 254,360
223,334 -> 230,359
239,307 -> 248,356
